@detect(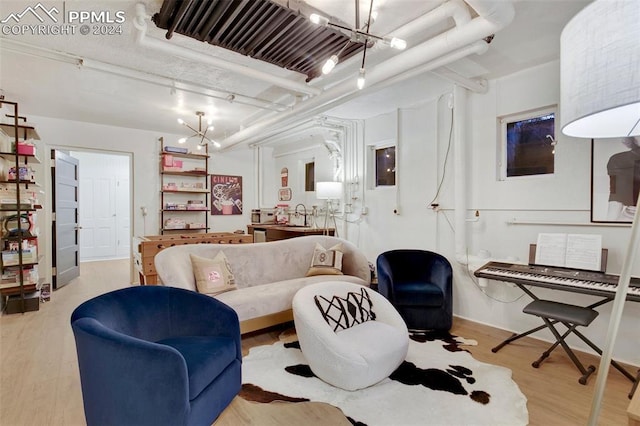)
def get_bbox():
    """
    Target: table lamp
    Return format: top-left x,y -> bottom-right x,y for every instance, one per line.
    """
560,1 -> 640,424
316,181 -> 343,236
